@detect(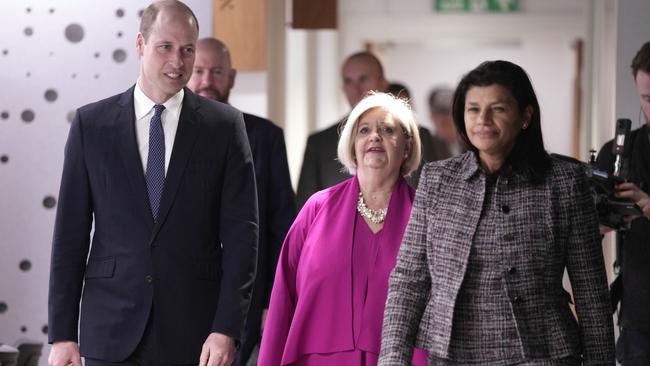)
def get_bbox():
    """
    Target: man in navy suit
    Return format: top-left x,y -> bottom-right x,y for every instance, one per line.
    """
47,2 -> 258,366
188,37 -> 296,366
